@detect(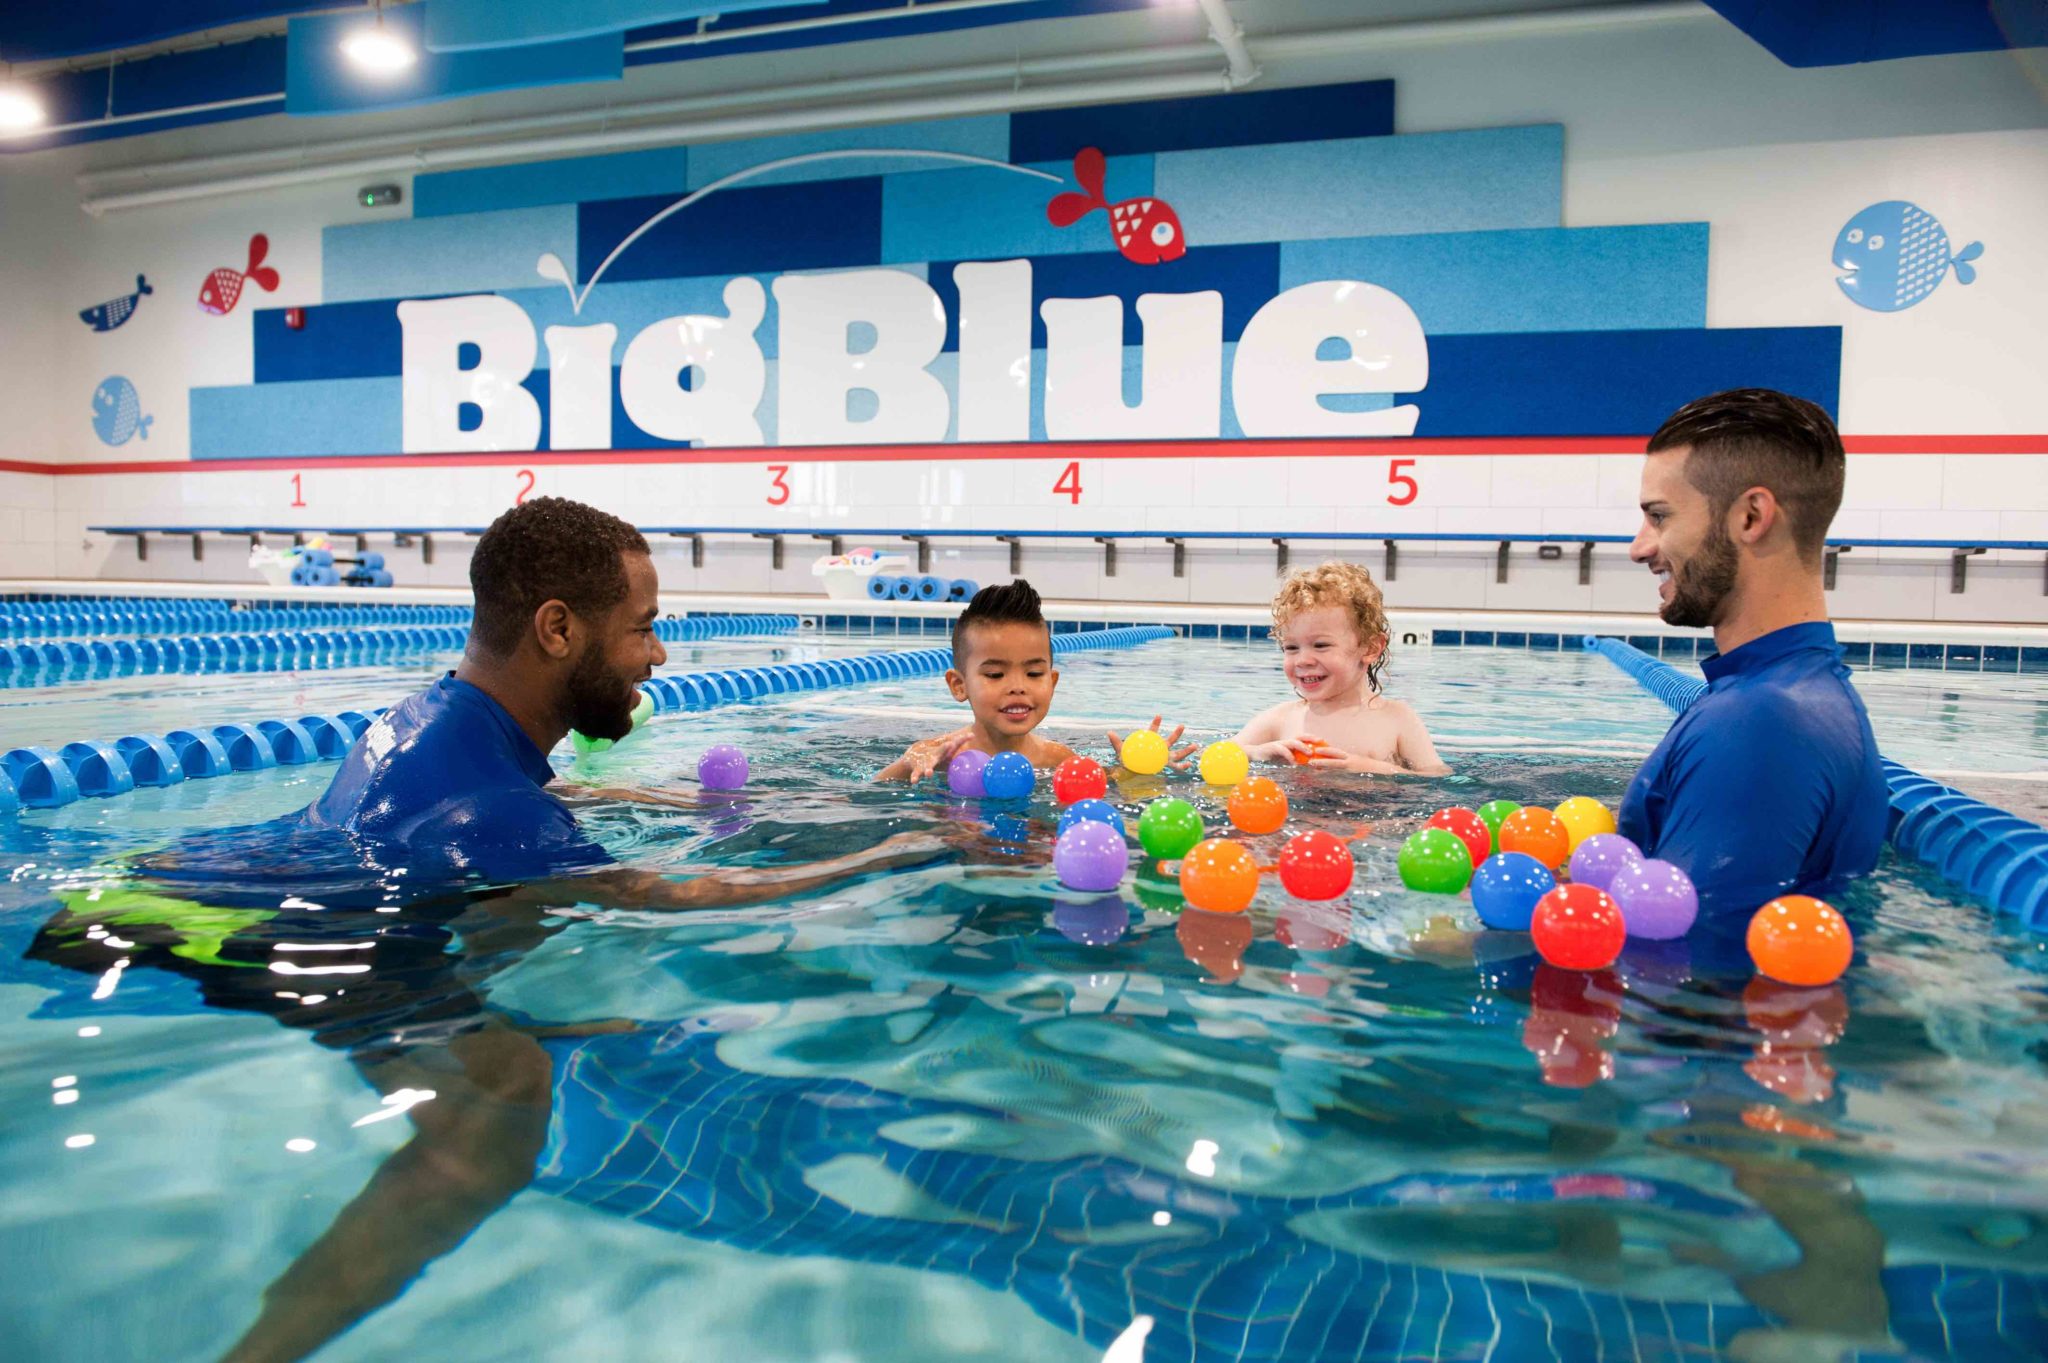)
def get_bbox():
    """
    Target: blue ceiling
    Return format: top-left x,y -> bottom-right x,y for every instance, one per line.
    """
1705,0 -> 2048,67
